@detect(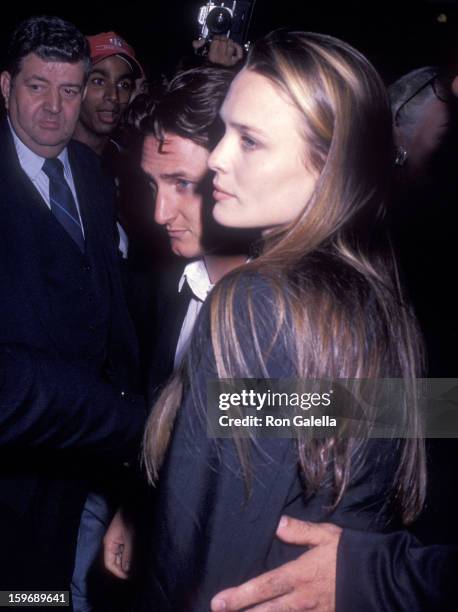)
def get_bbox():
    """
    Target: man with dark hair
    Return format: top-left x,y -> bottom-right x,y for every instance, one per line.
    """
5,14 -> 92,80
0,15 -> 144,595
102,65 -> 255,580
141,66 -> 254,387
